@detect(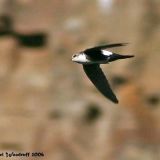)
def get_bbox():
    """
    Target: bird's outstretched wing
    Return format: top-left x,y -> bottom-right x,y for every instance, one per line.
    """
86,43 -> 128,52
83,64 -> 118,103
